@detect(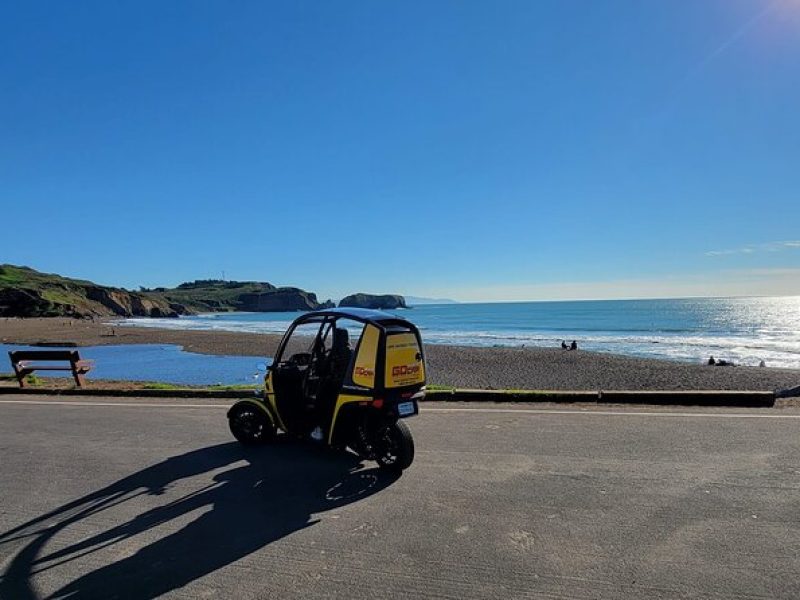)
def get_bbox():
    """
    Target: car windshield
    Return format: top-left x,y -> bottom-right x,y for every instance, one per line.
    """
279,321 -> 324,361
